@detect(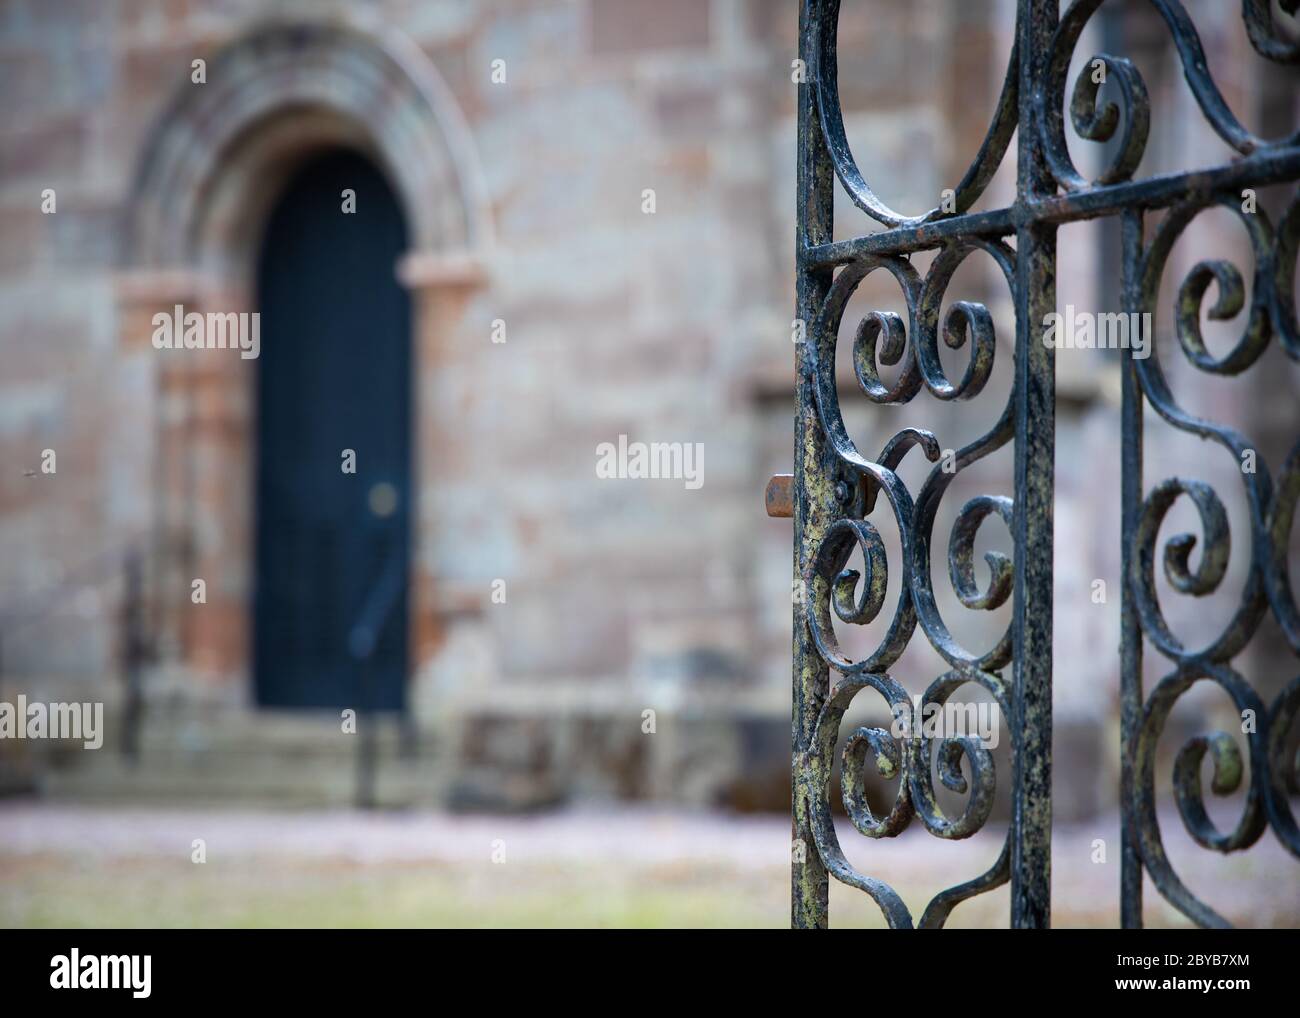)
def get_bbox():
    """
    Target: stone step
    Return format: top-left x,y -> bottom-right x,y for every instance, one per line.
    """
39,749 -> 448,809
131,710 -> 420,759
